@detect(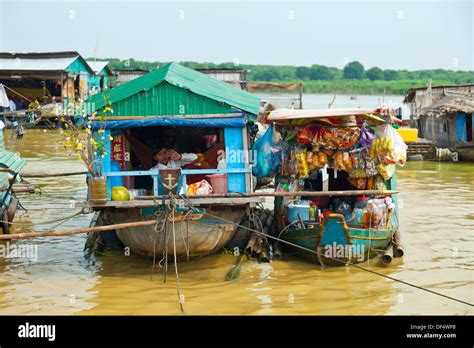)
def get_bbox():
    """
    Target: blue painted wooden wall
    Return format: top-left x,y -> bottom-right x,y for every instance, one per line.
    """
224,127 -> 245,193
